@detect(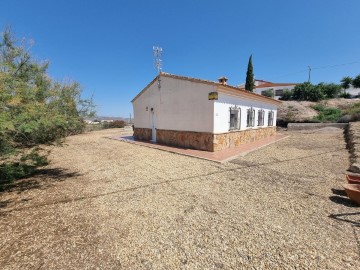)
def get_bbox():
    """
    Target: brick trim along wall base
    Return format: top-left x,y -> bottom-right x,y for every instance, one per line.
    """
156,129 -> 214,151
133,127 -> 276,152
133,127 -> 152,141
213,127 -> 276,151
